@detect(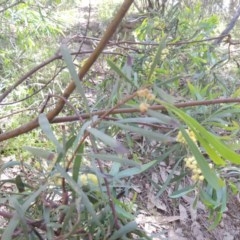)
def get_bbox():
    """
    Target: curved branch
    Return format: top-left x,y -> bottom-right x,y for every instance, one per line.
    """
0,0 -> 134,142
